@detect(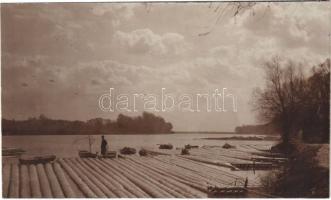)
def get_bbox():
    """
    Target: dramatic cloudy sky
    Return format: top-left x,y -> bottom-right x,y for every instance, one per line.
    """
2,2 -> 330,131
